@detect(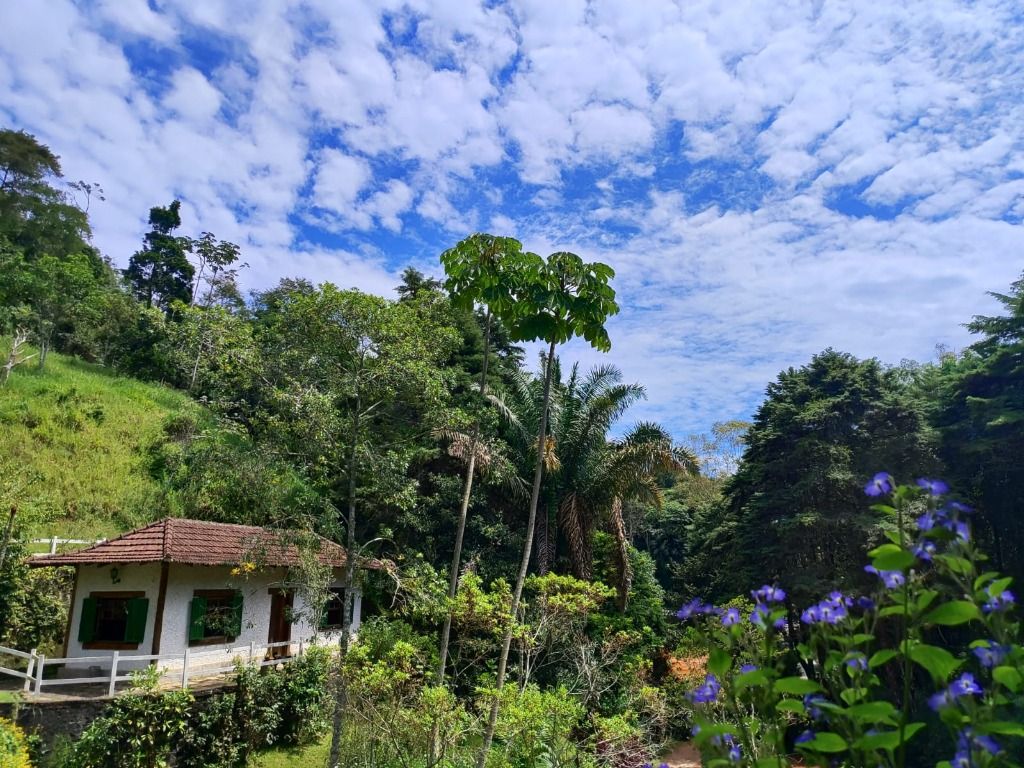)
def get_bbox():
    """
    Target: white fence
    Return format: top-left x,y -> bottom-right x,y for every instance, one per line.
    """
30,536 -> 105,555
0,639 -> 322,698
